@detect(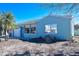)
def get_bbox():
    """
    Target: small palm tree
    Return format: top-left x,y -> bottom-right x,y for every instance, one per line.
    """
3,12 -> 15,40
